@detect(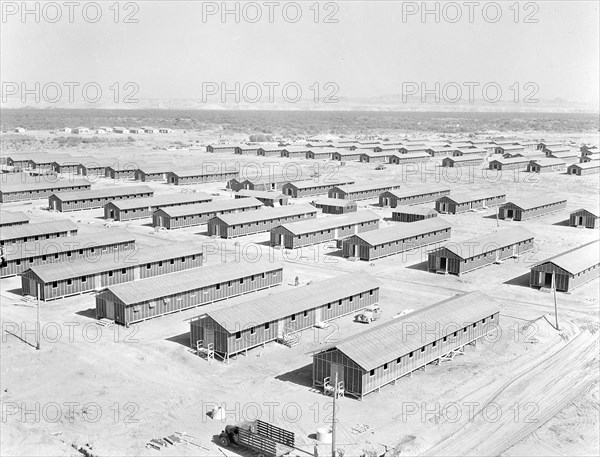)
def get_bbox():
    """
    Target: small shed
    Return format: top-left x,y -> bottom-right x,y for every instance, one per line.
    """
530,241 -> 599,291
569,208 -> 599,229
